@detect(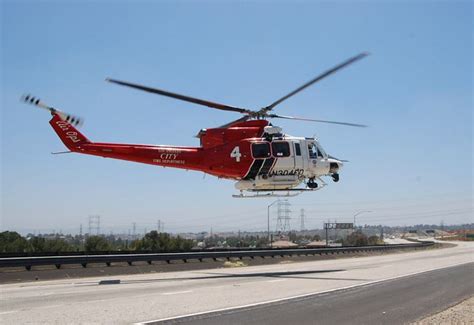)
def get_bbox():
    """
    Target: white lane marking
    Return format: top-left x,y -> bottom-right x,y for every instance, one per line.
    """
0,310 -> 19,315
40,304 -> 63,309
136,261 -> 473,324
161,290 -> 192,296
266,279 -> 286,283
